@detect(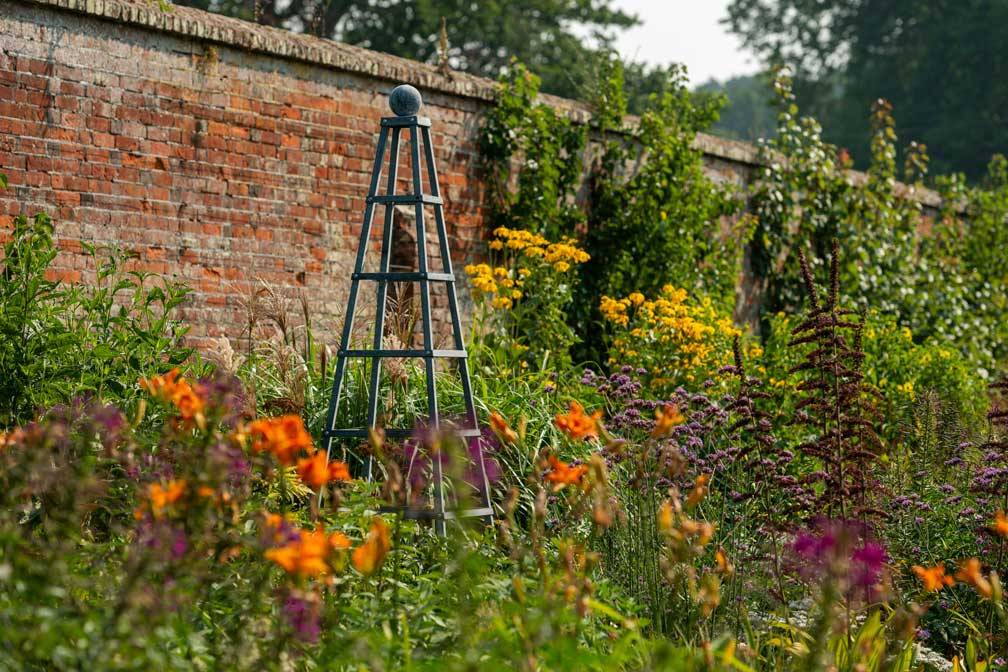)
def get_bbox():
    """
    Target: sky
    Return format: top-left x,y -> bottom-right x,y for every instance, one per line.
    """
609,0 -> 759,85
